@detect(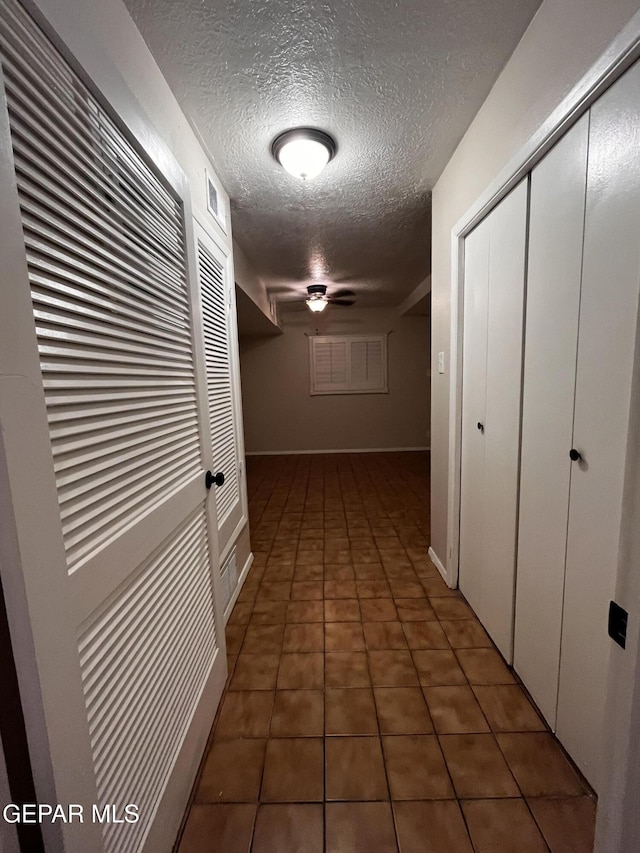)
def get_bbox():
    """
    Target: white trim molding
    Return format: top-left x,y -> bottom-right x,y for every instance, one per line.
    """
428,547 -> 450,586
